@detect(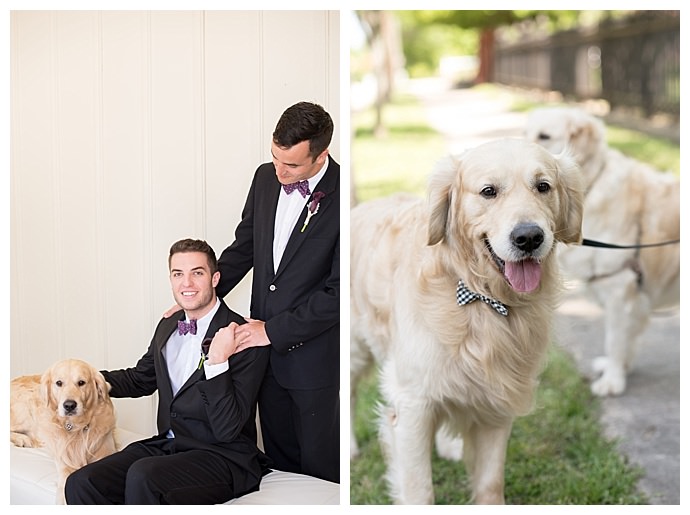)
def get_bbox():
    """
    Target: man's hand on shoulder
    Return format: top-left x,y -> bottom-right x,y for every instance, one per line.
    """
163,304 -> 183,318
233,318 -> 271,354
207,323 -> 240,364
